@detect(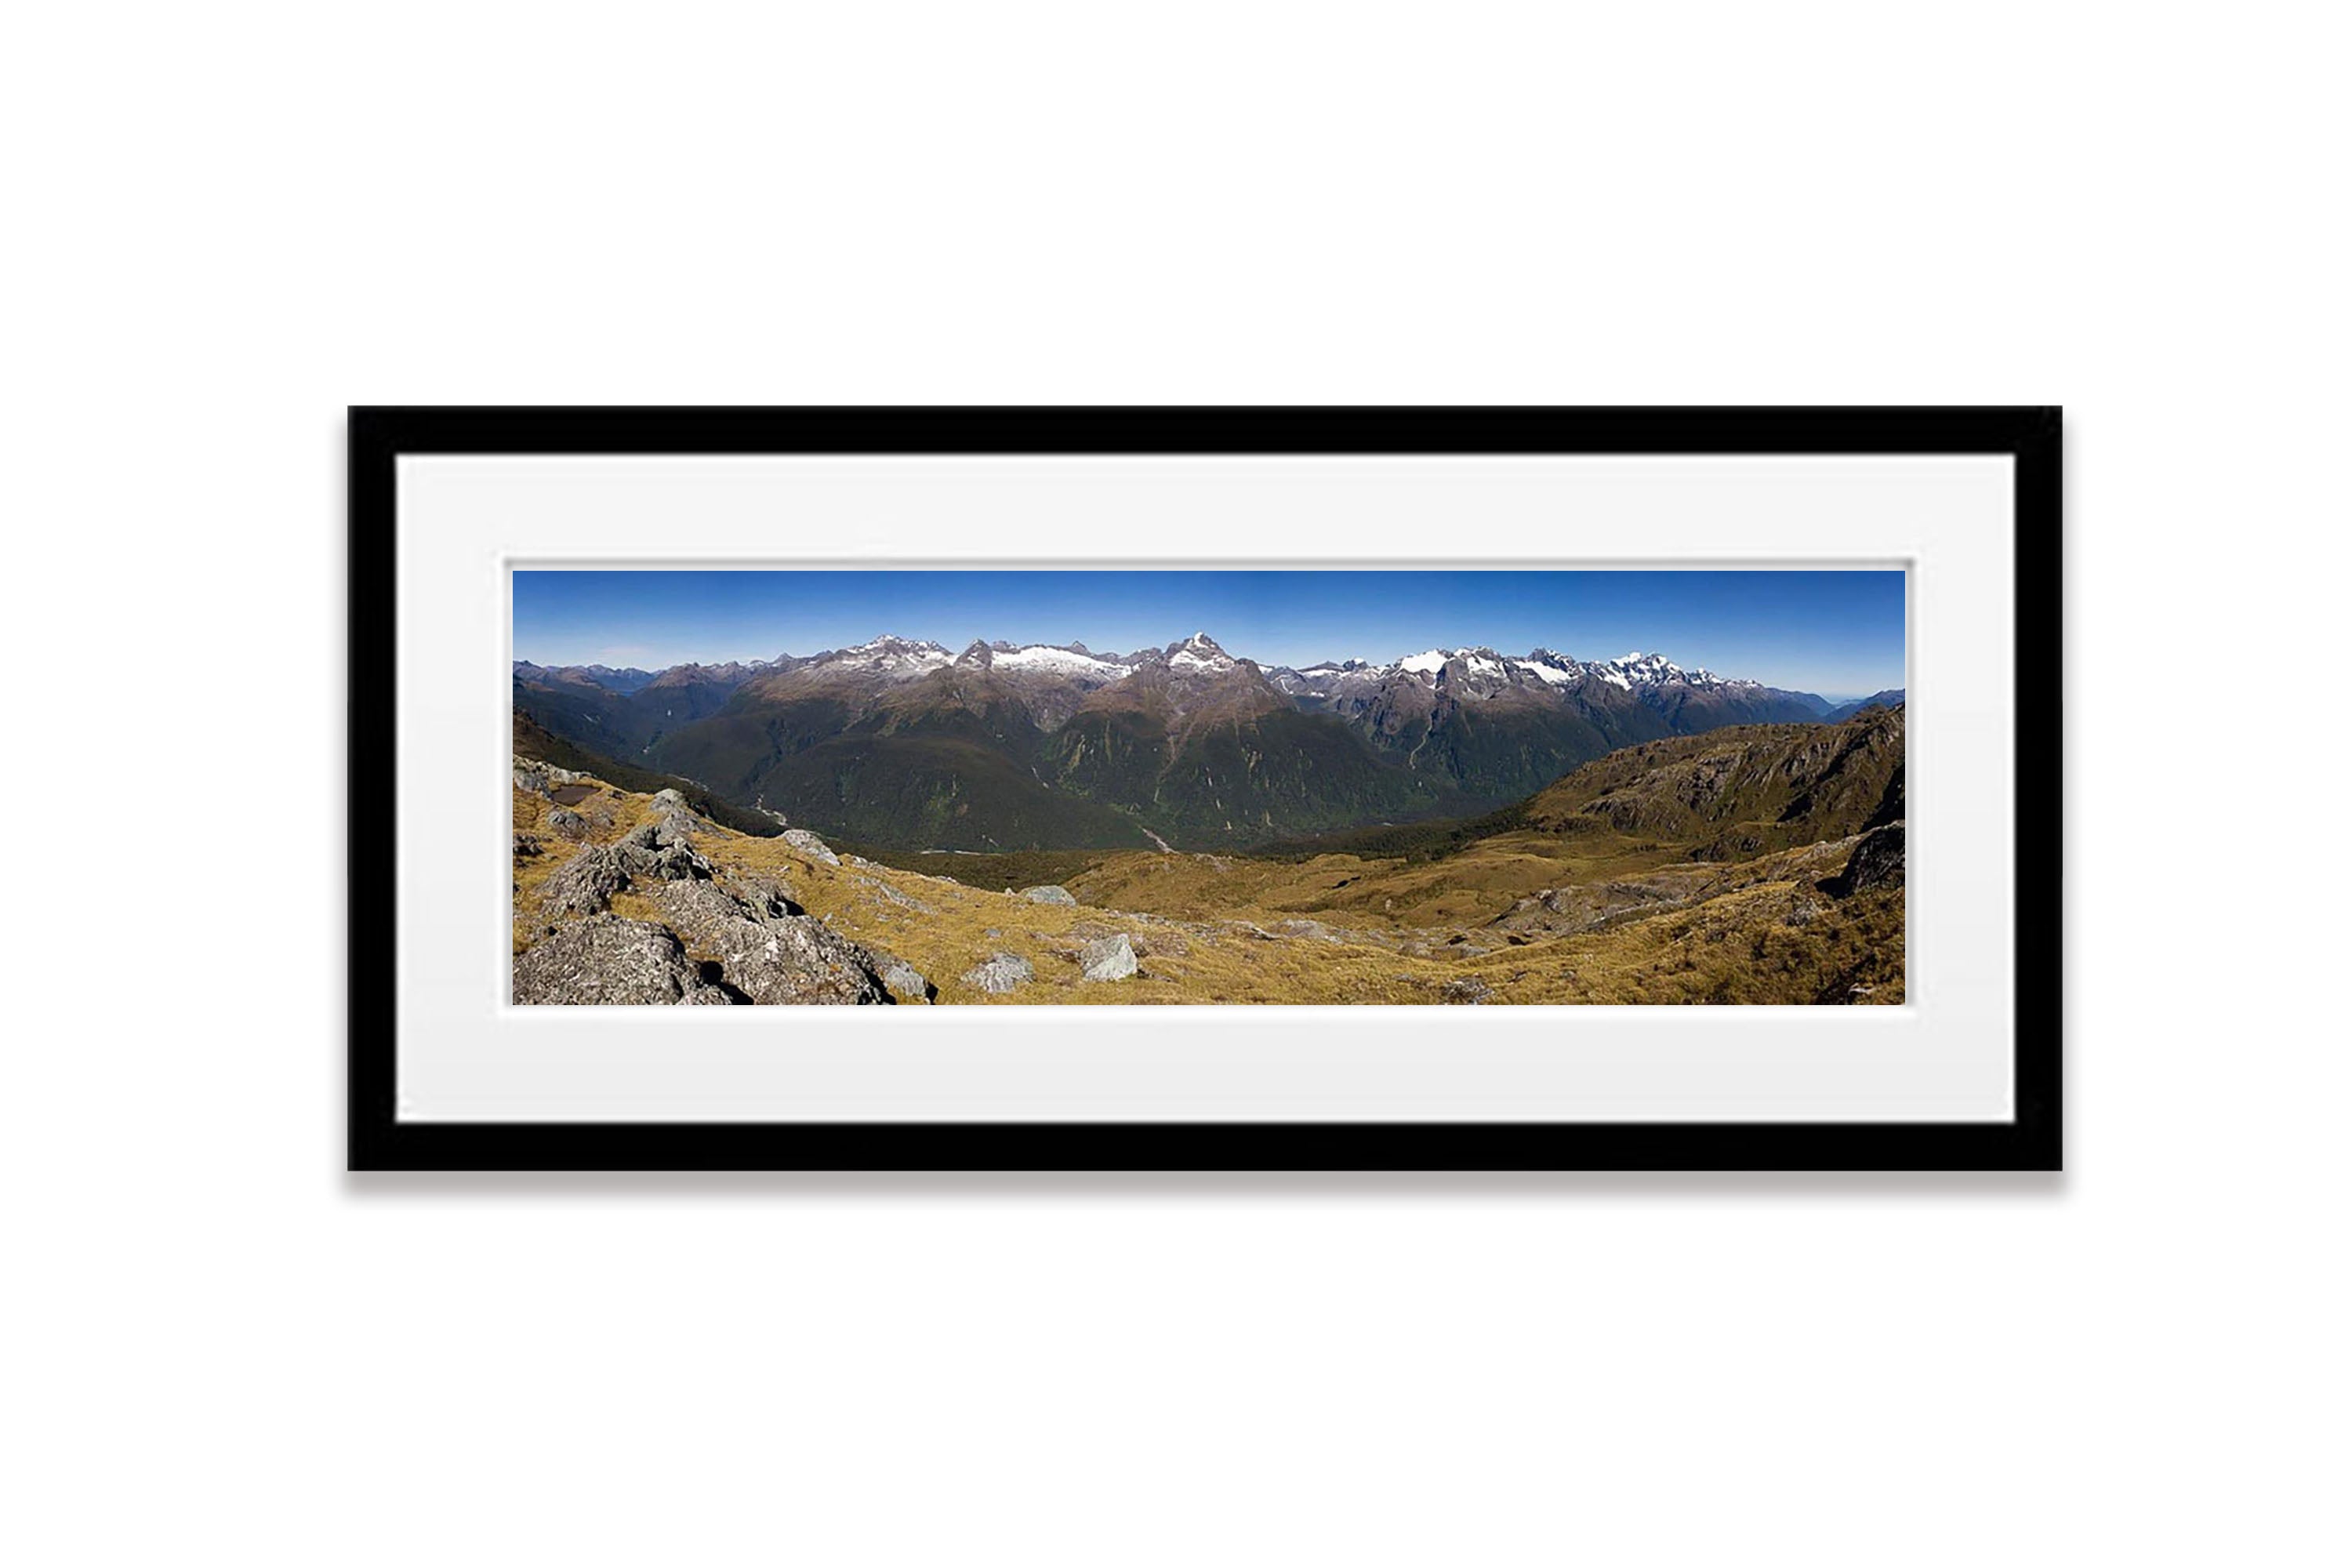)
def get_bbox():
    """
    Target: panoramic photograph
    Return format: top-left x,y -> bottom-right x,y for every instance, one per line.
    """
510,568 -> 1906,1006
